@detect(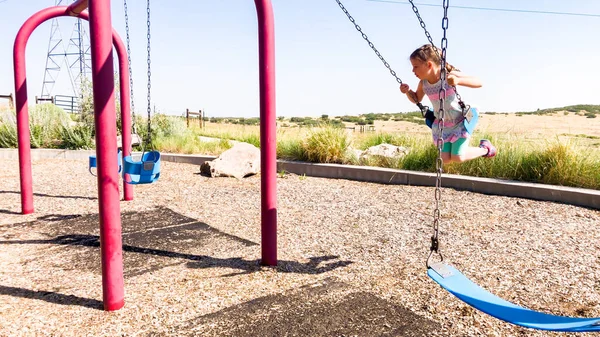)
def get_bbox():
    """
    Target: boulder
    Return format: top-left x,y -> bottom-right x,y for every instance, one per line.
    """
200,142 -> 261,179
360,143 -> 409,159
